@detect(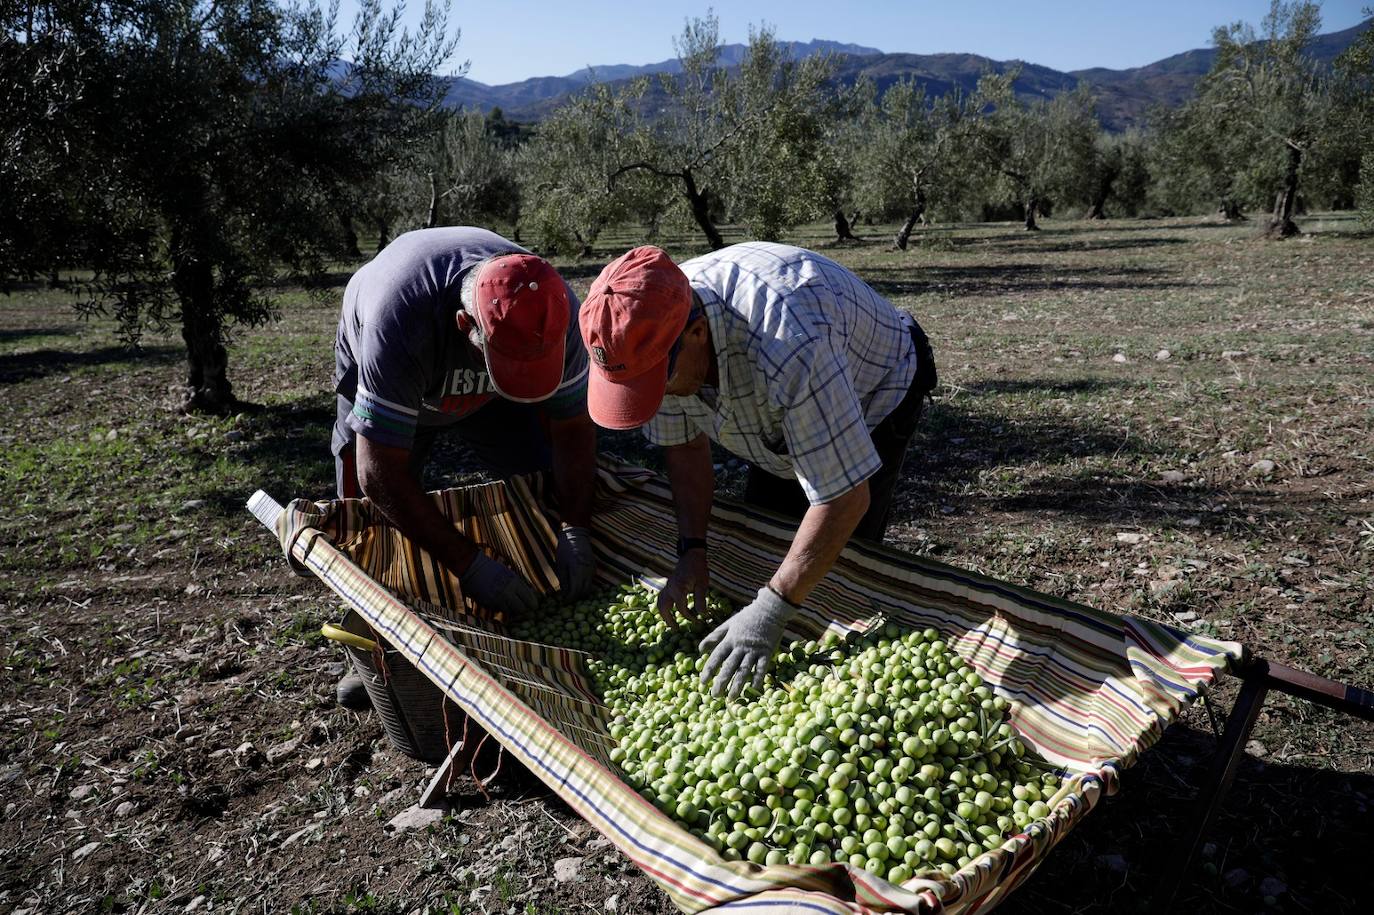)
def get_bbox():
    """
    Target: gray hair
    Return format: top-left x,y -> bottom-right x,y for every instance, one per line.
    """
458,257 -> 494,346
459,257 -> 493,314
